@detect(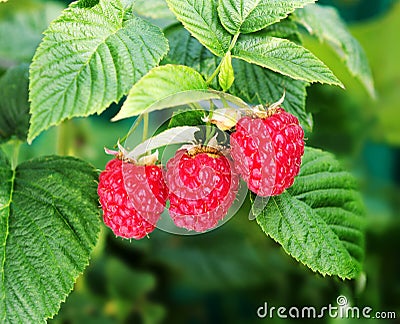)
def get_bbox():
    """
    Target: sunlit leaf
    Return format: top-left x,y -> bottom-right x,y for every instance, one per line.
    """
217,0 -> 315,34
232,34 -> 343,86
294,4 -> 375,98
166,0 -> 231,56
28,0 -> 168,143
